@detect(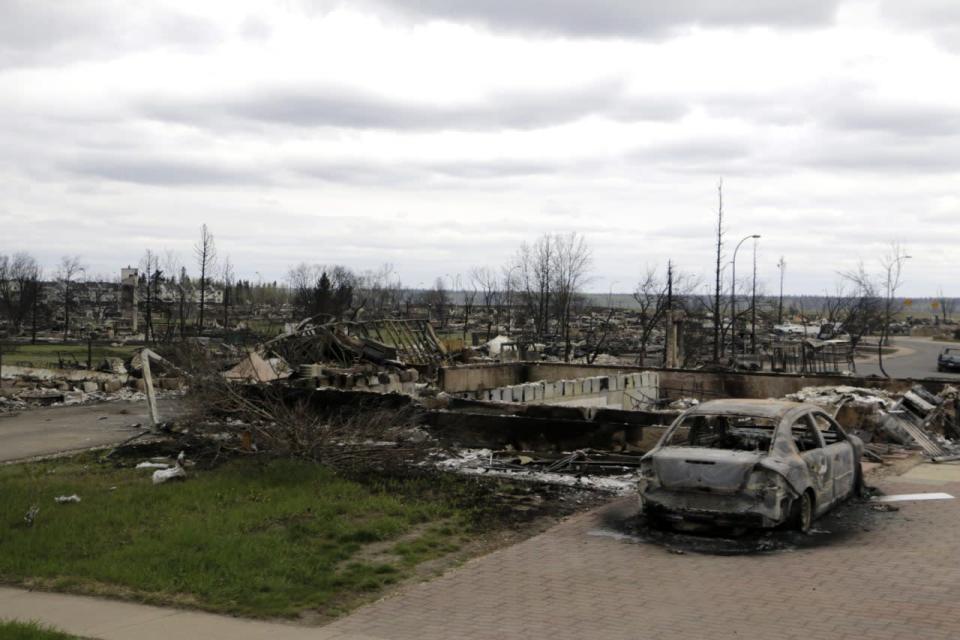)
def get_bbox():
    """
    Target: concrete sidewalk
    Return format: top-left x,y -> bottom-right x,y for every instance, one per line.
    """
0,587 -> 354,640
